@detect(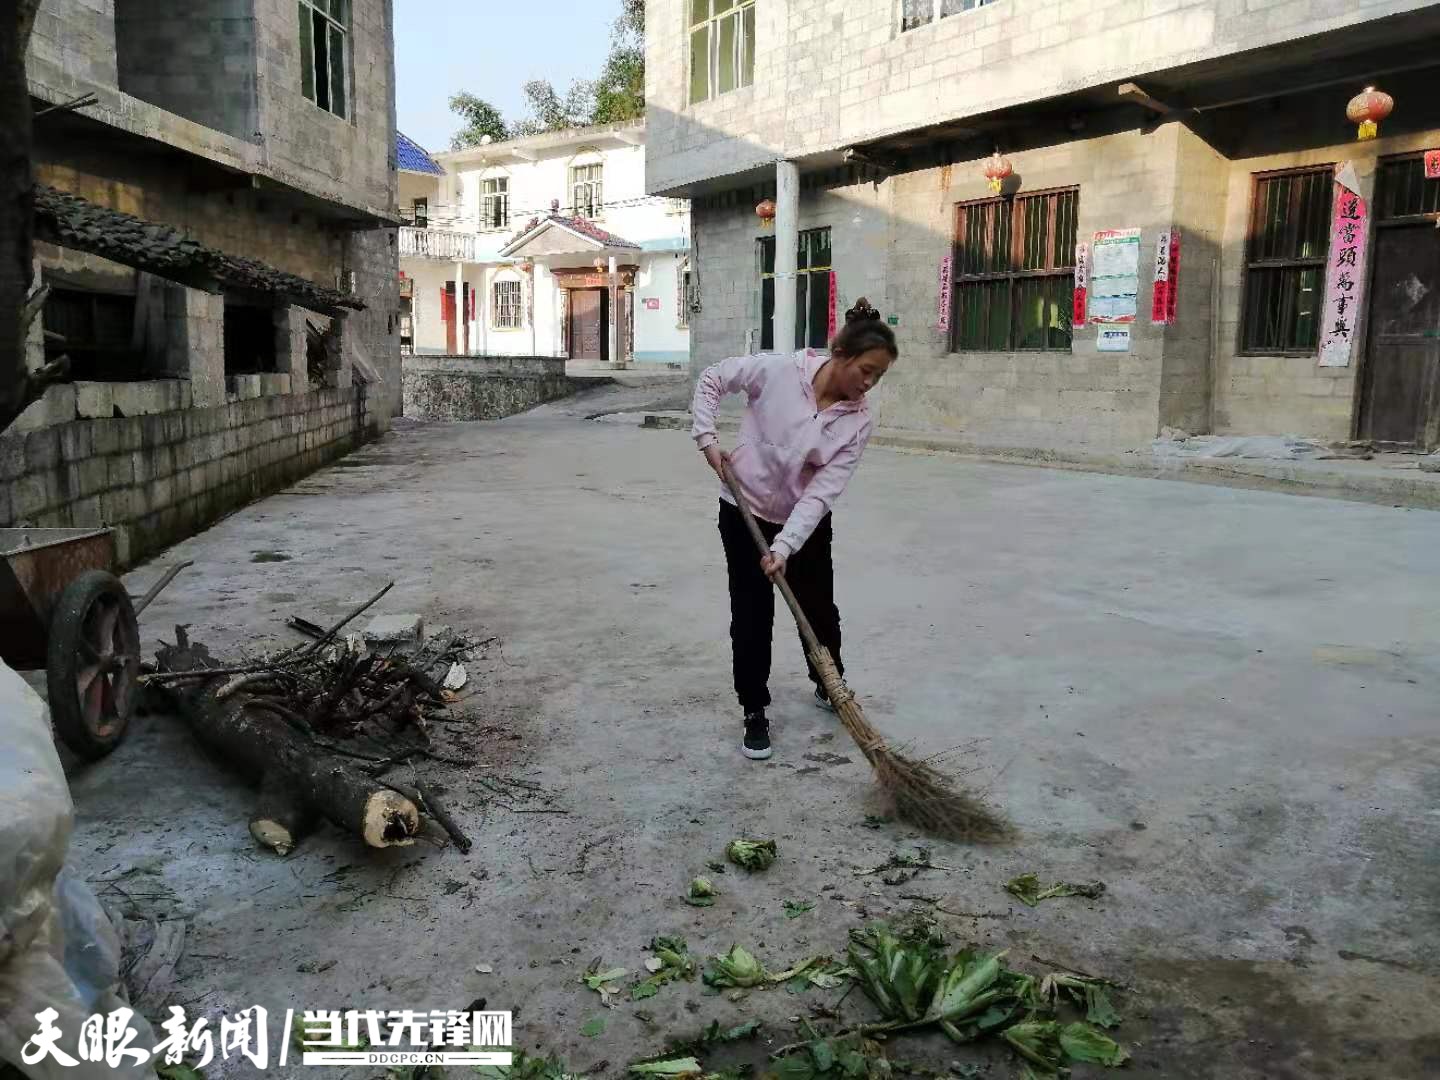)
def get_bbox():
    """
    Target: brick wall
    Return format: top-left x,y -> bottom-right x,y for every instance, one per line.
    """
0,387 -> 378,567
113,0 -> 258,141
28,0 -> 396,221
645,0 -> 1434,195
29,0 -> 118,90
